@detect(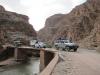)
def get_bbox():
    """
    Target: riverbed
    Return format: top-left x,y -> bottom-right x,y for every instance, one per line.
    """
0,57 -> 40,75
